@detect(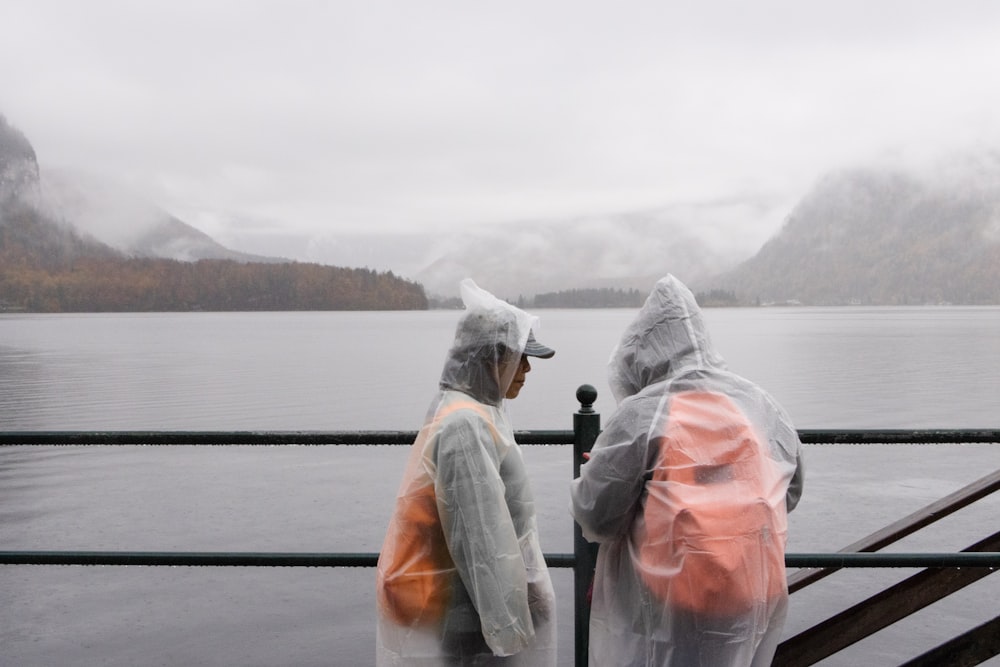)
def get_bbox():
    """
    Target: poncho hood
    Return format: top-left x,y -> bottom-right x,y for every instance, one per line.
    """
608,274 -> 726,403
439,279 -> 539,406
